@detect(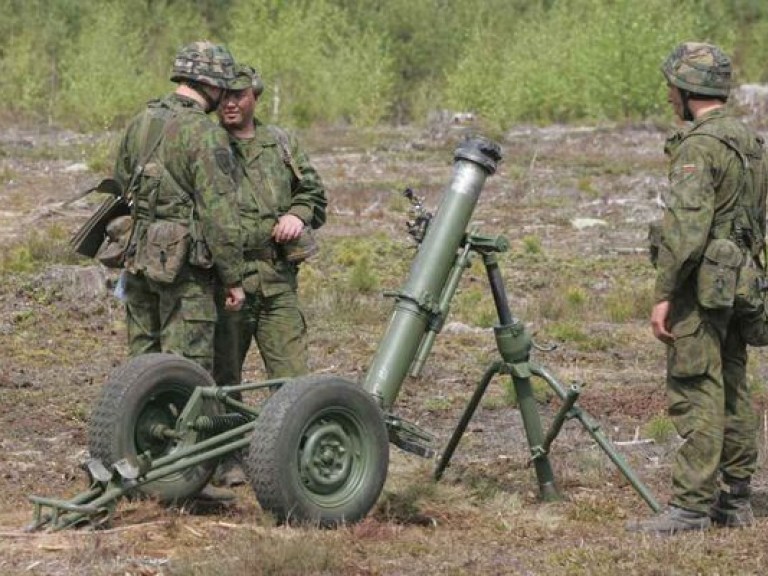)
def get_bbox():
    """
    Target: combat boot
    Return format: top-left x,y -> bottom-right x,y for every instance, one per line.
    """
195,484 -> 236,502
212,452 -> 247,488
626,506 -> 711,535
710,479 -> 754,528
